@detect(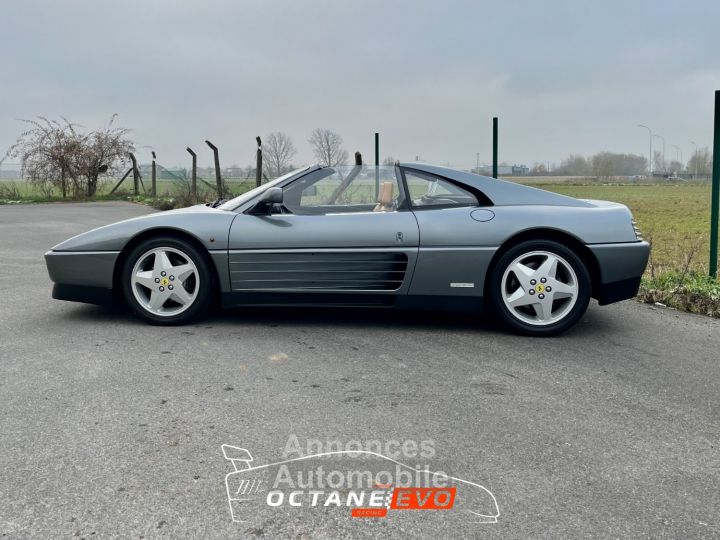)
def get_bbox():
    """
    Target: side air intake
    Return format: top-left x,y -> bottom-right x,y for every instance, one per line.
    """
229,252 -> 408,292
